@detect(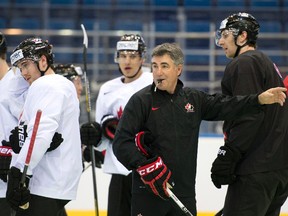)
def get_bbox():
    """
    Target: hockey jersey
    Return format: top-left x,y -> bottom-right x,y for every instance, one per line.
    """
11,74 -> 82,200
95,71 -> 153,175
0,68 -> 28,197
